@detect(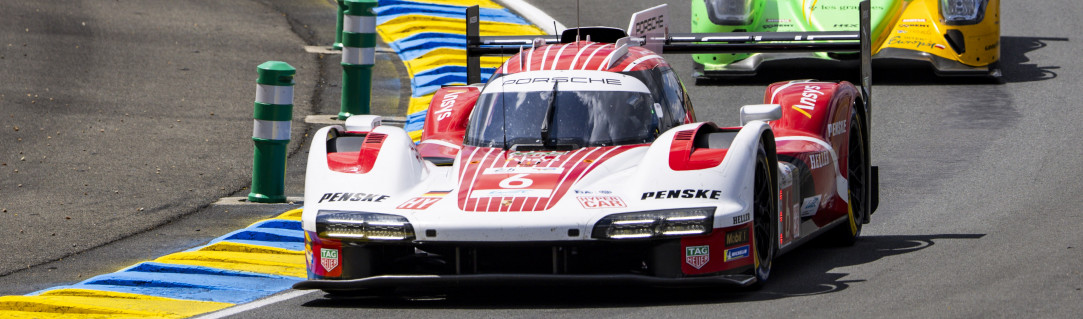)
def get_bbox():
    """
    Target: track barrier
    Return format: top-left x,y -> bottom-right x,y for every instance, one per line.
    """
248,61 -> 295,203
338,0 -> 378,119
